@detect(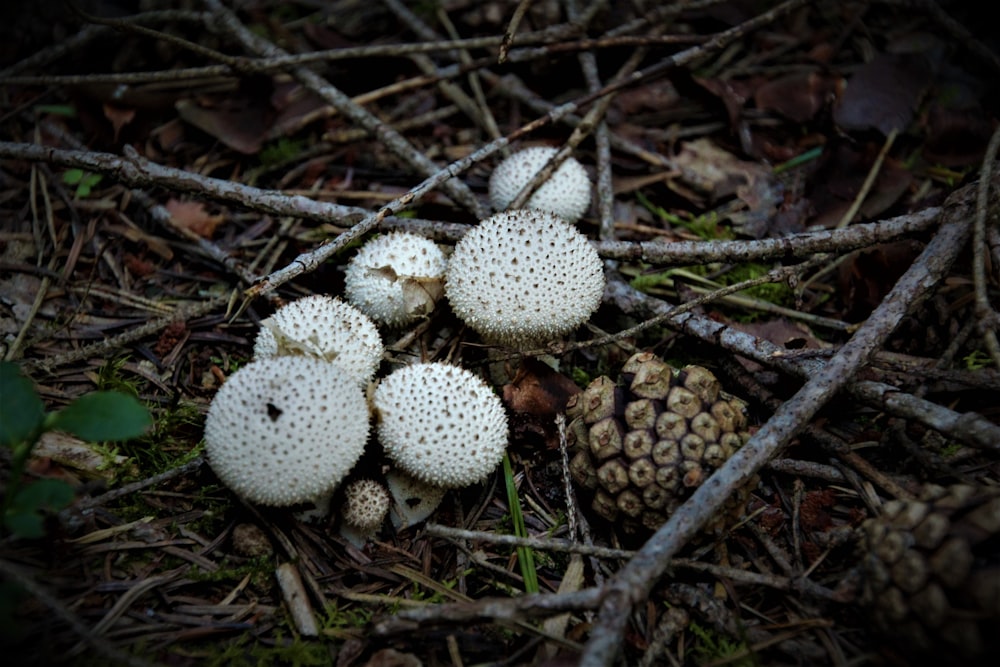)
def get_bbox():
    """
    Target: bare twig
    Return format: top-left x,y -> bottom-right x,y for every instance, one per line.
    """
595,208 -> 940,263
0,141 -> 401,226
973,125 -> 1000,367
